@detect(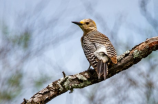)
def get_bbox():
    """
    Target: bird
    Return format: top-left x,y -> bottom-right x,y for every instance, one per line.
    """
72,19 -> 117,79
